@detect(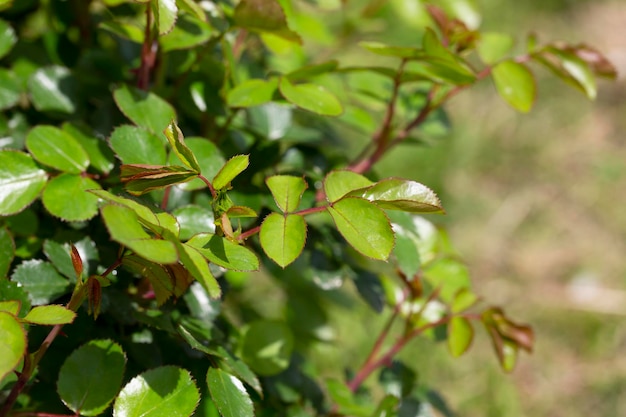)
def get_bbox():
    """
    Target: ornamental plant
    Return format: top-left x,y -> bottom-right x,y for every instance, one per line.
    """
0,1 -> 615,416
